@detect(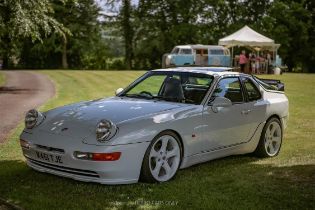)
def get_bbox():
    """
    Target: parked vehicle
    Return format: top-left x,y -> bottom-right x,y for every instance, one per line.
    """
20,67 -> 288,184
162,45 -> 231,68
